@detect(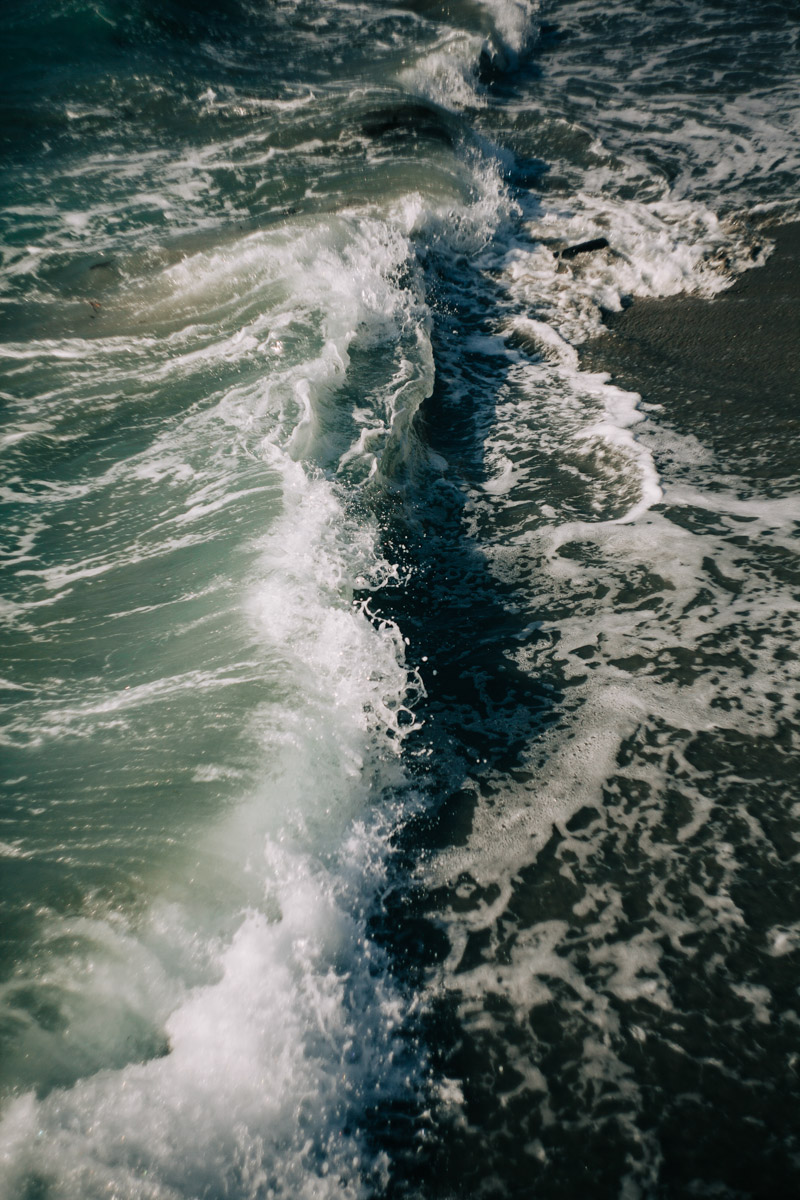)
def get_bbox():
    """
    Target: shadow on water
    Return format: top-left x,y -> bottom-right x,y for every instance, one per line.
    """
357,230 -> 566,1195
359,209 -> 800,1200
